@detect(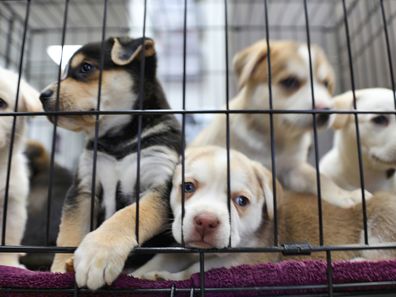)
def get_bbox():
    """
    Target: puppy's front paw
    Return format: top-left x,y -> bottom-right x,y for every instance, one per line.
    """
133,270 -> 189,281
74,229 -> 137,290
337,189 -> 372,208
348,189 -> 373,205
